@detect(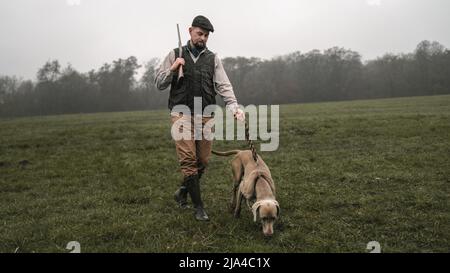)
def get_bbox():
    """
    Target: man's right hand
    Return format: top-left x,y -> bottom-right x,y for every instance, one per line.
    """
170,58 -> 185,72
